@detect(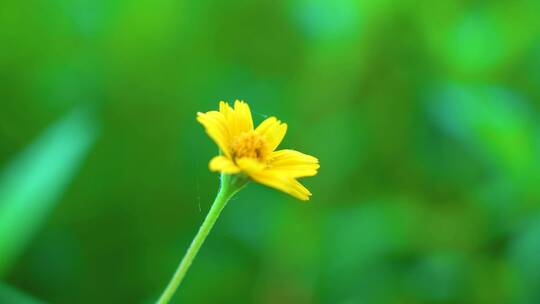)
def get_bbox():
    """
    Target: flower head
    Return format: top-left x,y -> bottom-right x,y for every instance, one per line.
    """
197,100 -> 320,201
